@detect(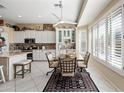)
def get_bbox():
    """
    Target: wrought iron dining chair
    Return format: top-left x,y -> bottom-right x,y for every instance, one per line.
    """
45,52 -> 59,75
77,52 -> 90,72
77,51 -> 88,61
0,65 -> 5,83
59,57 -> 76,77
